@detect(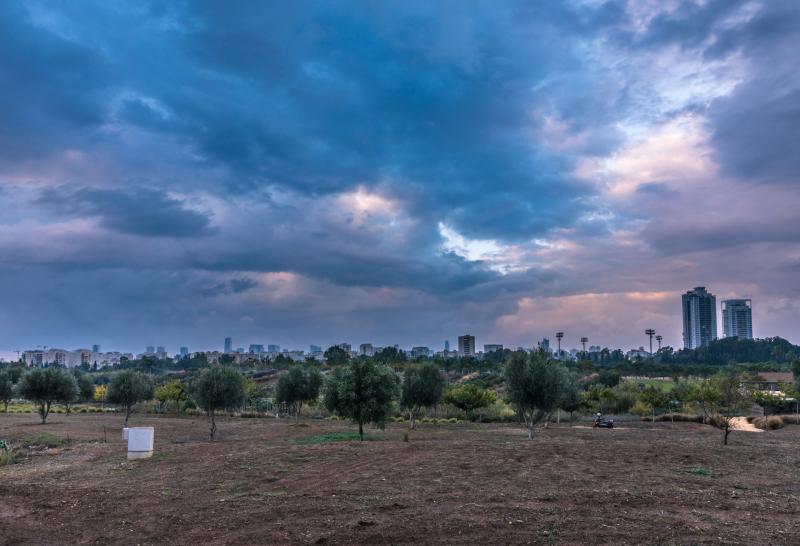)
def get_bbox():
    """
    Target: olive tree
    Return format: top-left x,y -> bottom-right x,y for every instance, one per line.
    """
504,352 -> 570,439
401,363 -> 445,429
443,383 -> 496,422
107,371 -> 154,427
323,359 -> 399,440
689,370 -> 751,445
0,370 -> 14,413
191,366 -> 246,441
275,366 -> 322,421
17,367 -> 79,424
